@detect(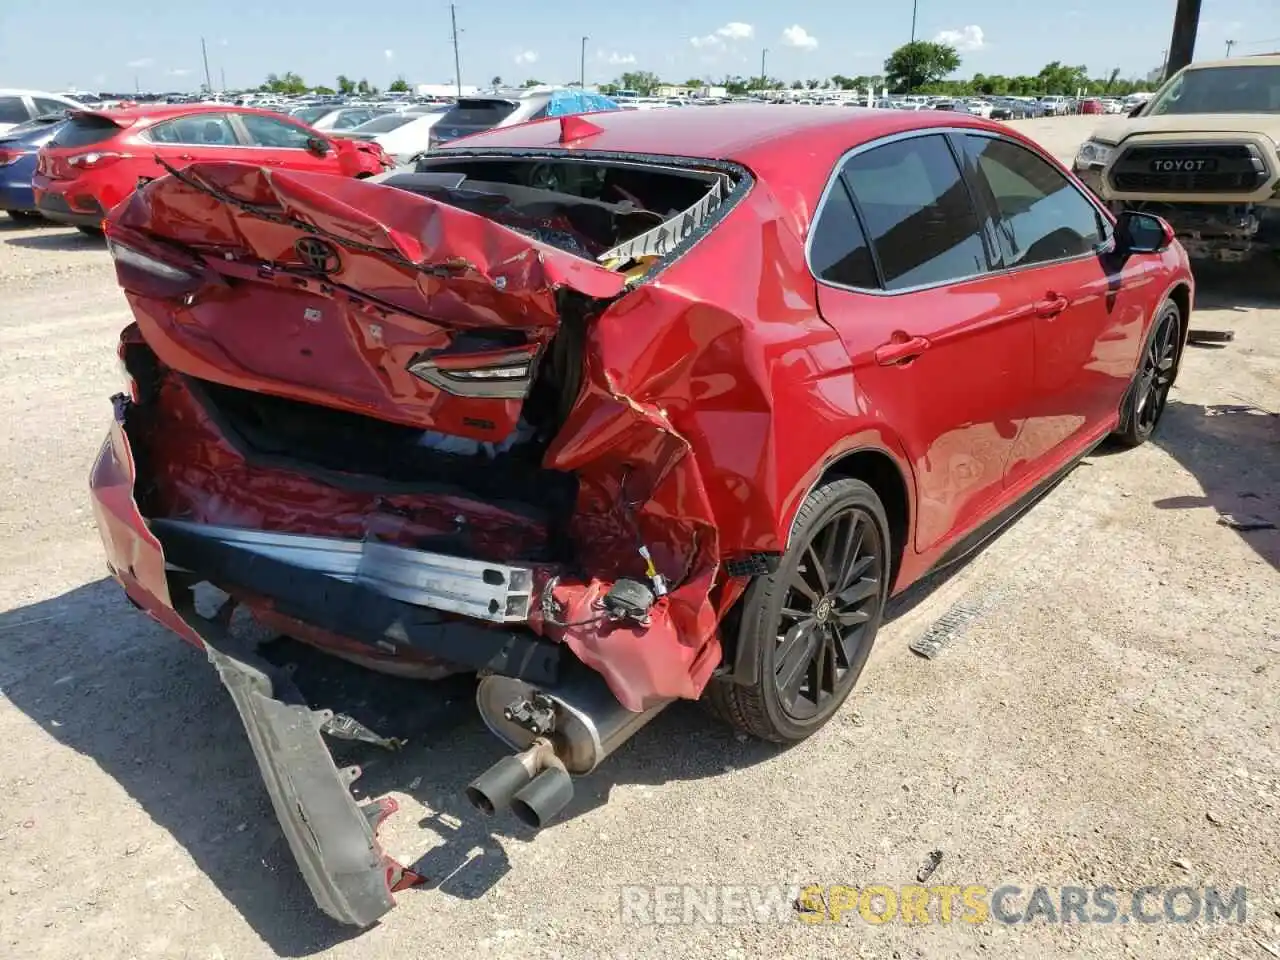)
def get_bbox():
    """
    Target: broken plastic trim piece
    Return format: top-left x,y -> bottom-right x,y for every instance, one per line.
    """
173,597 -> 413,927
